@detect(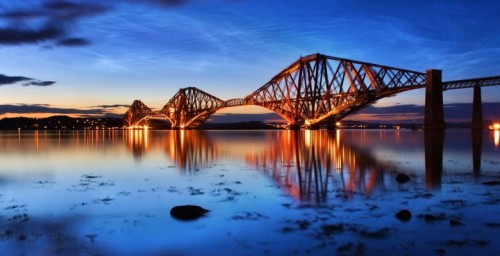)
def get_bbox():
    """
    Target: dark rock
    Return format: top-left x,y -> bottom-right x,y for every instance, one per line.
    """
395,173 -> 410,183
433,248 -> 447,255
418,213 -> 447,222
170,205 -> 209,221
395,209 -> 412,221
321,224 -> 345,236
359,227 -> 392,238
482,181 -> 500,186
485,222 -> 500,228
449,219 -> 464,227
